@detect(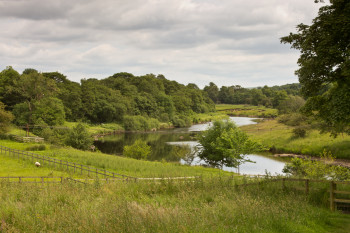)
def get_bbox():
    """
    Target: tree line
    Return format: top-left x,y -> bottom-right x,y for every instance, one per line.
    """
0,67 -> 308,131
203,82 -> 305,114
0,67 -> 215,129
